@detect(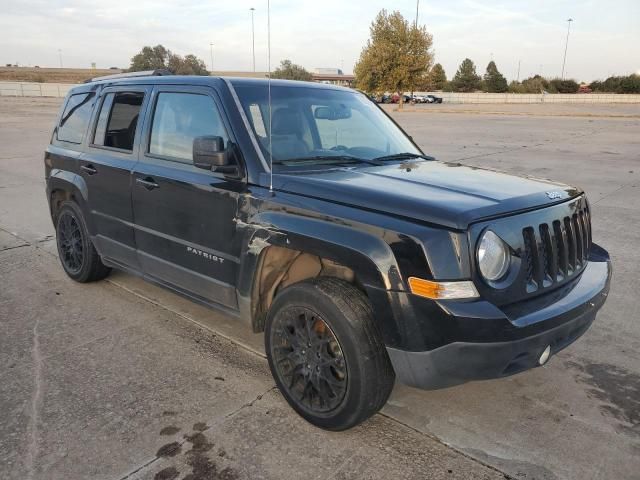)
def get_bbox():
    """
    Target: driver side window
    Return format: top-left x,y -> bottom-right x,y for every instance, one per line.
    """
149,92 -> 228,163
